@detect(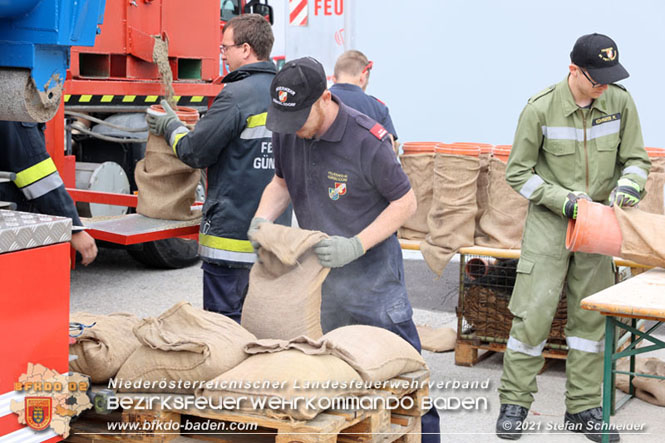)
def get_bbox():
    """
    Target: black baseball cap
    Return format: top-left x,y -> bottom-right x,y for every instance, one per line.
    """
570,33 -> 629,84
266,57 -> 327,133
